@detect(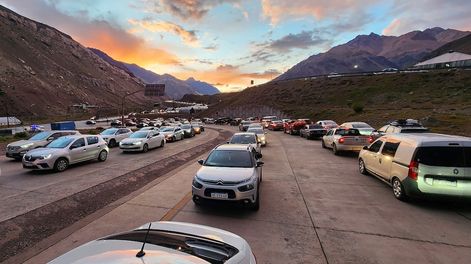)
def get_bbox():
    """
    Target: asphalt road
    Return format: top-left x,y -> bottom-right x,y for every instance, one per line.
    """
5,125 -> 471,264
